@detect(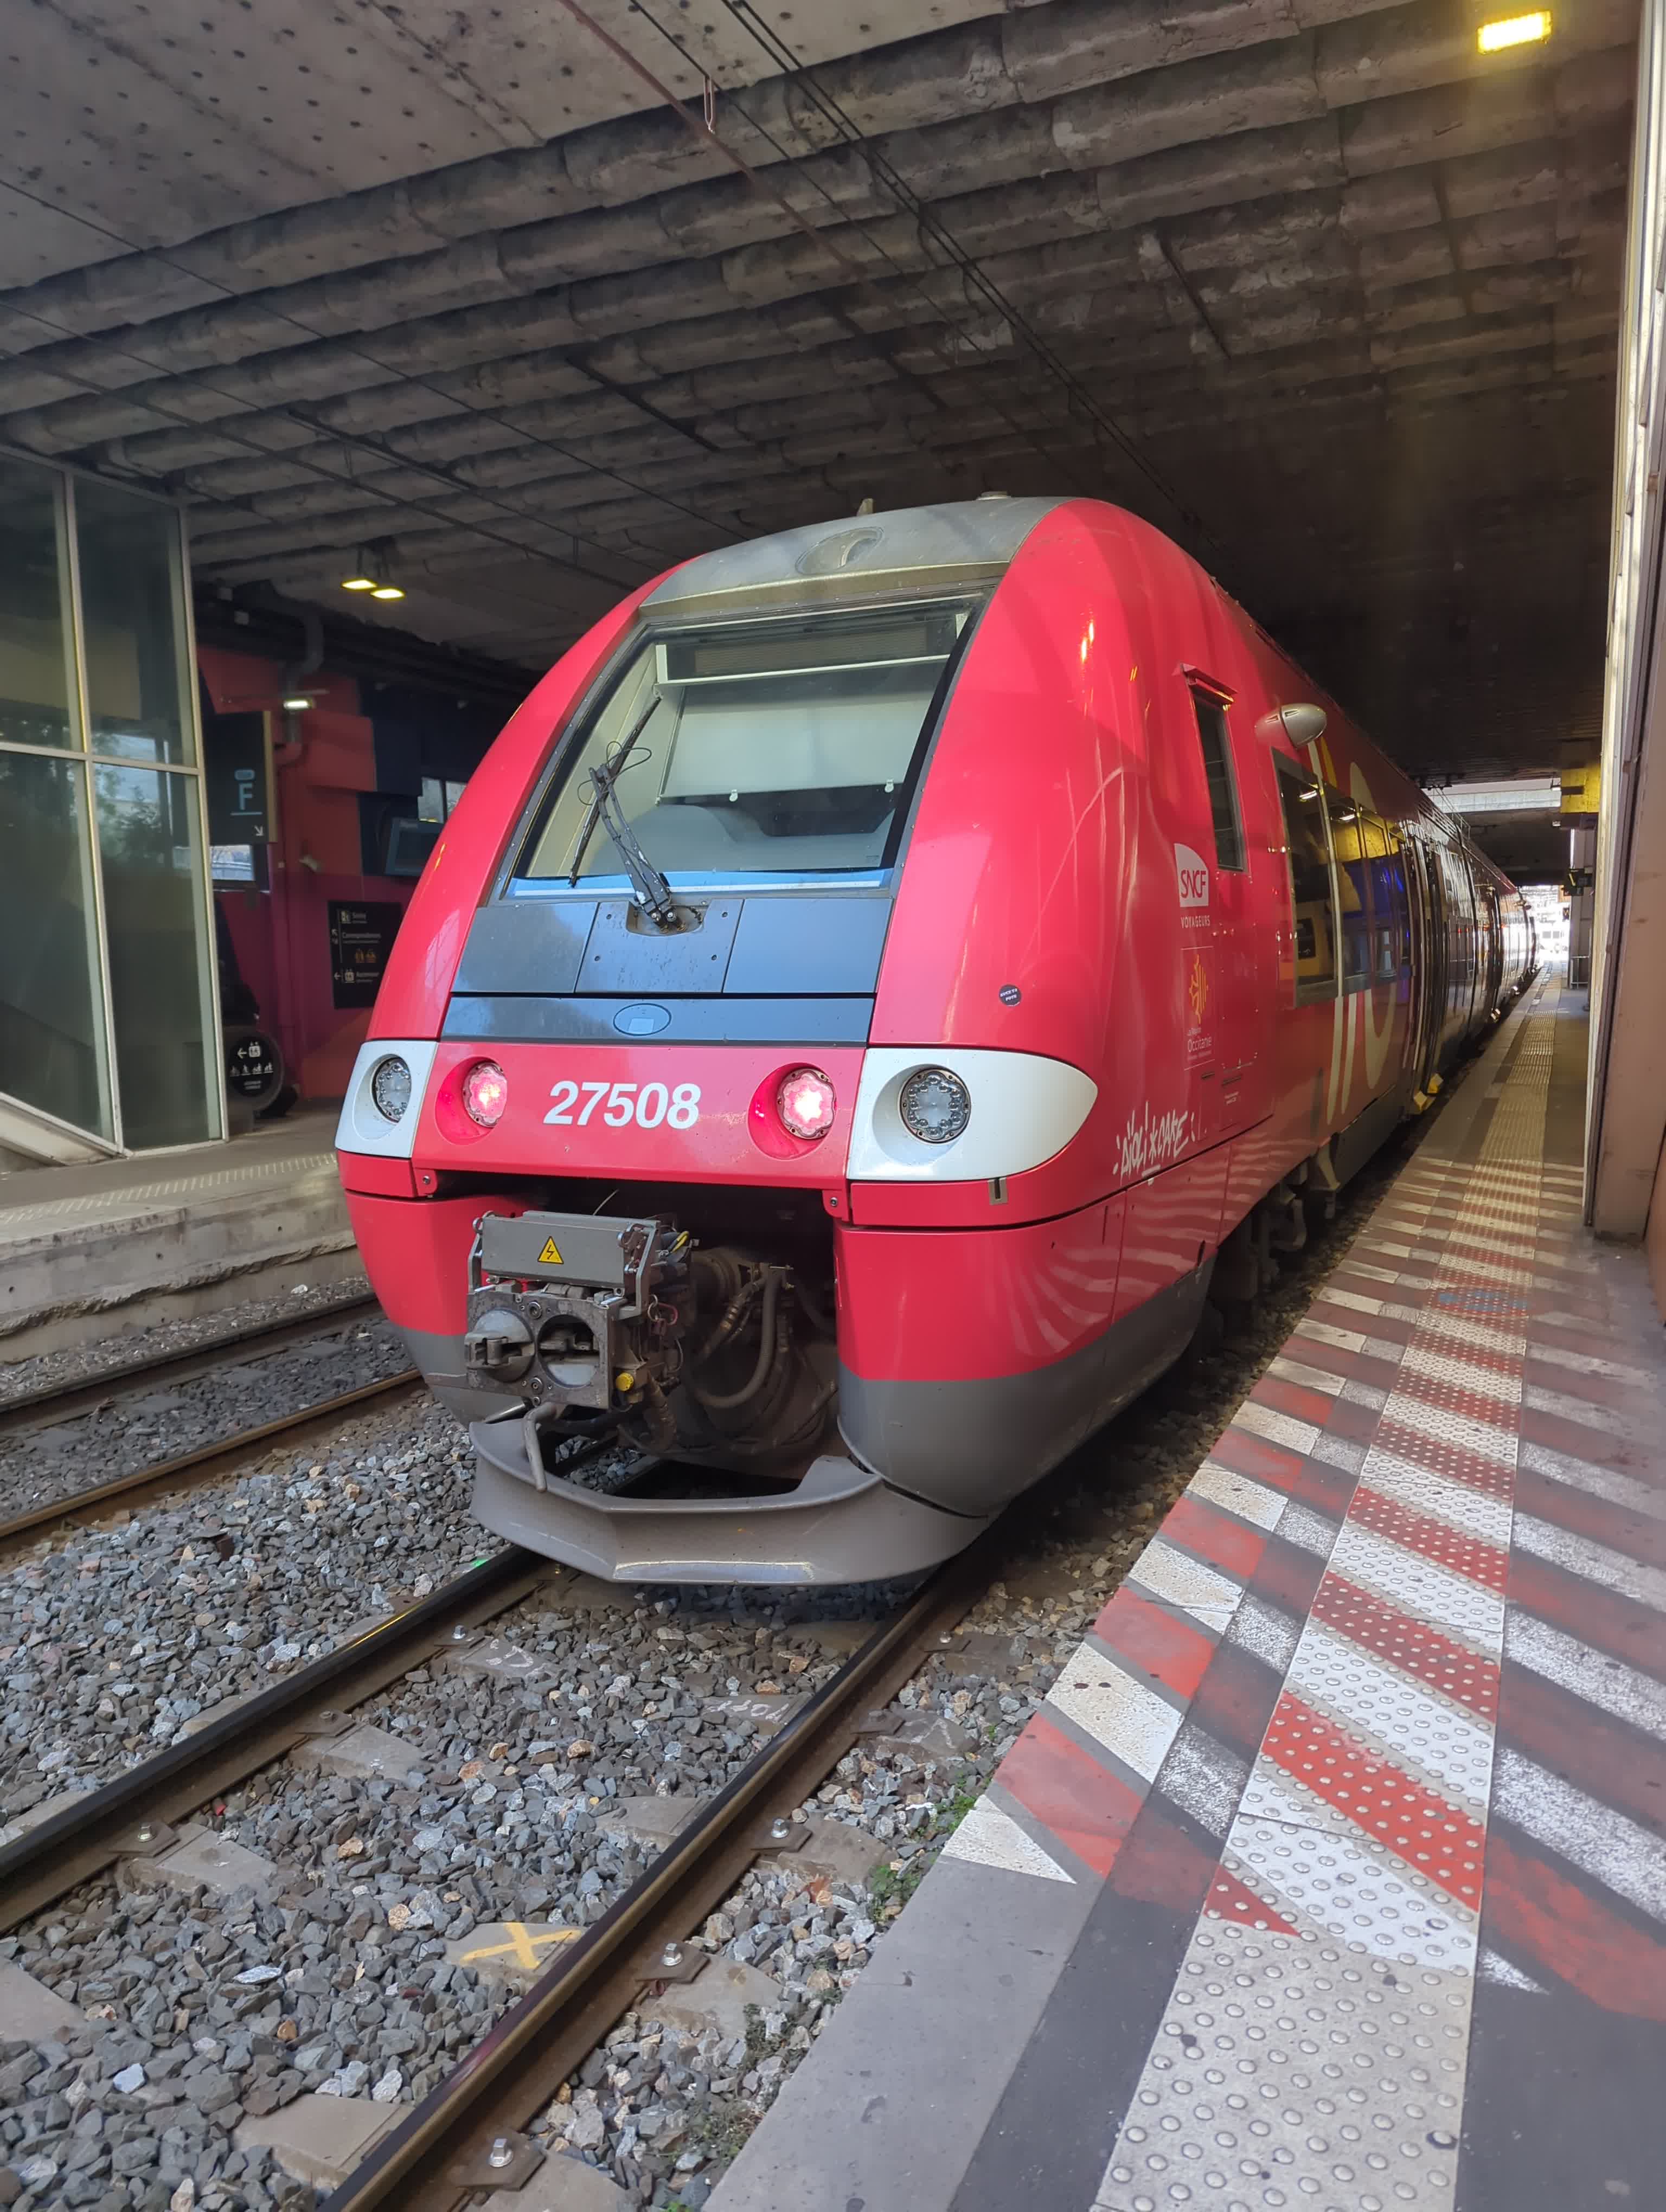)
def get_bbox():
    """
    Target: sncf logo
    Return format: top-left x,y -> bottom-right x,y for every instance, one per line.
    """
1175,843 -> 1210,909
